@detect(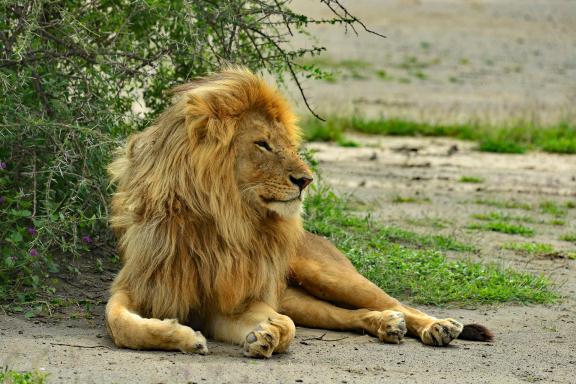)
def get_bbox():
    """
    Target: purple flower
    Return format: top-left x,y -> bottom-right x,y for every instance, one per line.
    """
0,161 -> 6,169
82,235 -> 93,244
27,227 -> 37,236
0,196 -> 4,204
29,248 -> 39,257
